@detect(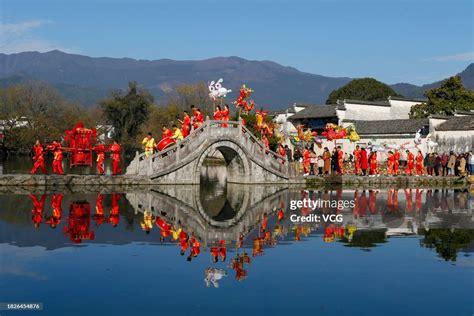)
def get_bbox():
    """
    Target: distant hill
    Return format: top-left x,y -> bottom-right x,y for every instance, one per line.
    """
391,63 -> 474,98
0,50 -> 351,109
0,50 -> 472,109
